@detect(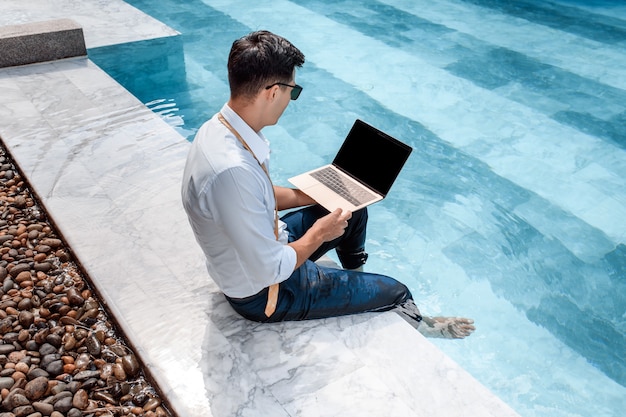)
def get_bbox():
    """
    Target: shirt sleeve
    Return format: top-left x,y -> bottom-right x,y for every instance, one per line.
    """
205,165 -> 296,288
